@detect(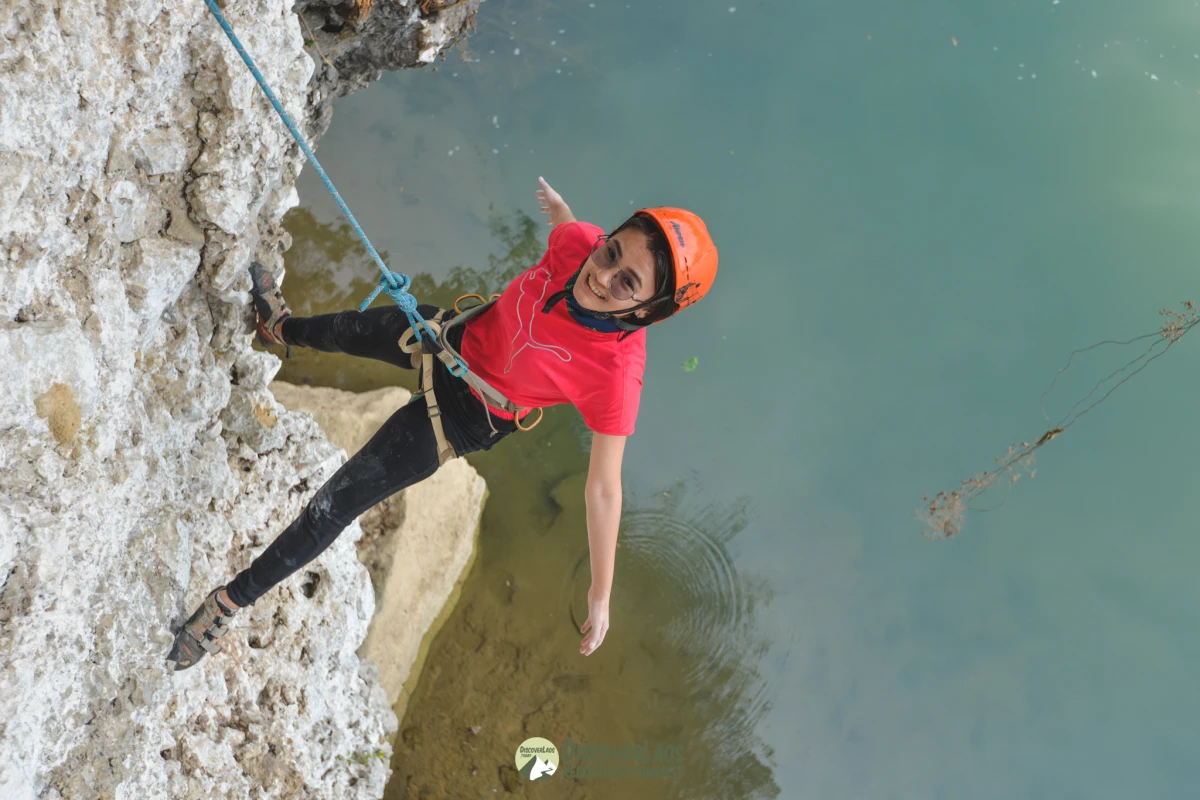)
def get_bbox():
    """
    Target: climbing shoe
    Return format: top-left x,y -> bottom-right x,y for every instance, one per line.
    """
166,586 -> 239,672
249,261 -> 292,356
